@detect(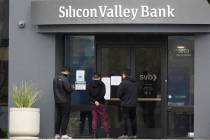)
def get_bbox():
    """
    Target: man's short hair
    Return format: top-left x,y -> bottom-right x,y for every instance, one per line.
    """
93,72 -> 101,79
62,66 -> 70,72
123,68 -> 131,77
